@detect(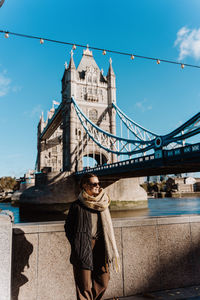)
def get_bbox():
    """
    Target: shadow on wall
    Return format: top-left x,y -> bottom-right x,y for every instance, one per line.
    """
124,224 -> 200,296
11,229 -> 33,300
